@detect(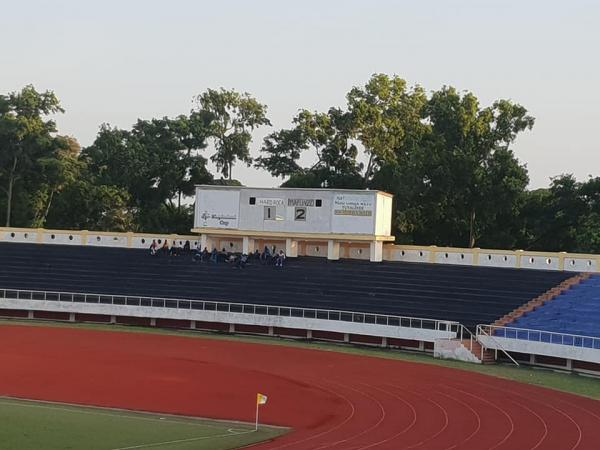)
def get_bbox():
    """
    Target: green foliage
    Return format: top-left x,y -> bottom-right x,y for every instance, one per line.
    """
346,73 -> 428,180
517,175 -> 600,253
256,108 -> 364,189
81,114 -> 214,232
386,86 -> 533,248
0,85 -> 65,227
46,180 -> 134,231
3,78 -> 600,253
261,75 -> 534,248
195,88 -> 270,180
